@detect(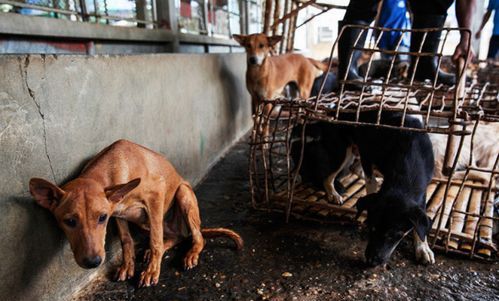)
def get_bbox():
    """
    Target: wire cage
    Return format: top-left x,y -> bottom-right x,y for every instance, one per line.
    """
249,25 -> 499,260
476,60 -> 499,85
470,61 -> 499,121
